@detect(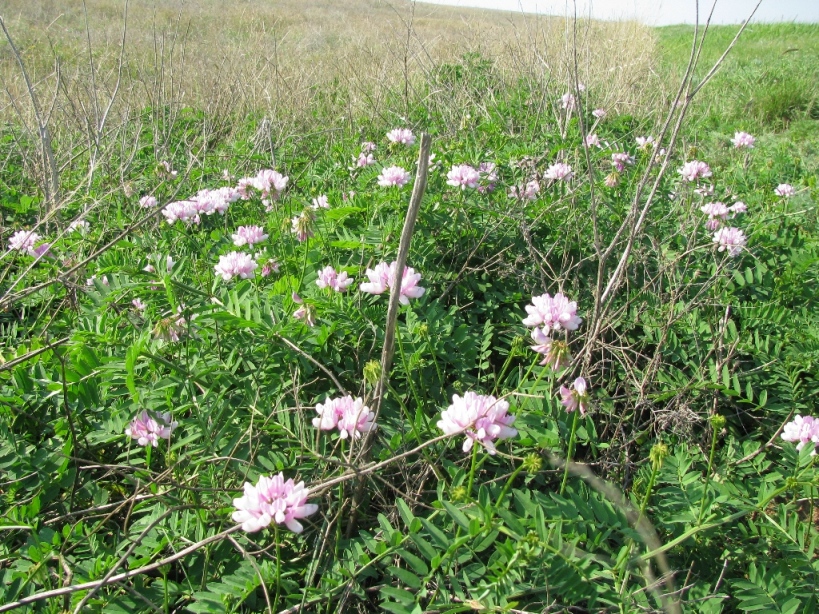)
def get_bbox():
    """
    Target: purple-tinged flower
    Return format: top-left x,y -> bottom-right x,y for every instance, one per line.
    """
781,415 -> 819,454
544,163 -> 573,182
291,212 -> 314,242
158,161 -> 177,178
386,128 -> 416,146
377,166 -> 411,188
509,180 -> 540,201
560,93 -> 576,111
132,298 -> 147,311
592,108 -> 606,118
694,184 -> 715,197
214,252 -> 258,281
8,230 -> 40,253
700,202 -> 729,228
584,133 -> 601,147
355,152 -> 375,167
611,152 -> 634,172
316,265 -> 354,292
731,131 -> 755,149
775,184 -> 795,197
30,242 -> 52,259
437,392 -> 517,454
125,410 -> 177,447
729,202 -> 747,216
559,377 -> 590,415
522,292 -> 582,332
604,172 -> 620,187
68,219 -> 90,234
232,473 -> 319,534
293,304 -> 316,327
232,225 -> 269,247
313,395 -> 376,439
312,195 -> 330,210
679,160 -> 712,183
713,227 -> 747,257
86,274 -> 110,287
477,162 -> 498,193
261,261 -> 279,277
360,261 -> 425,305
446,164 -> 480,189
139,195 -> 158,208
361,141 -> 377,153
162,200 -> 200,225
